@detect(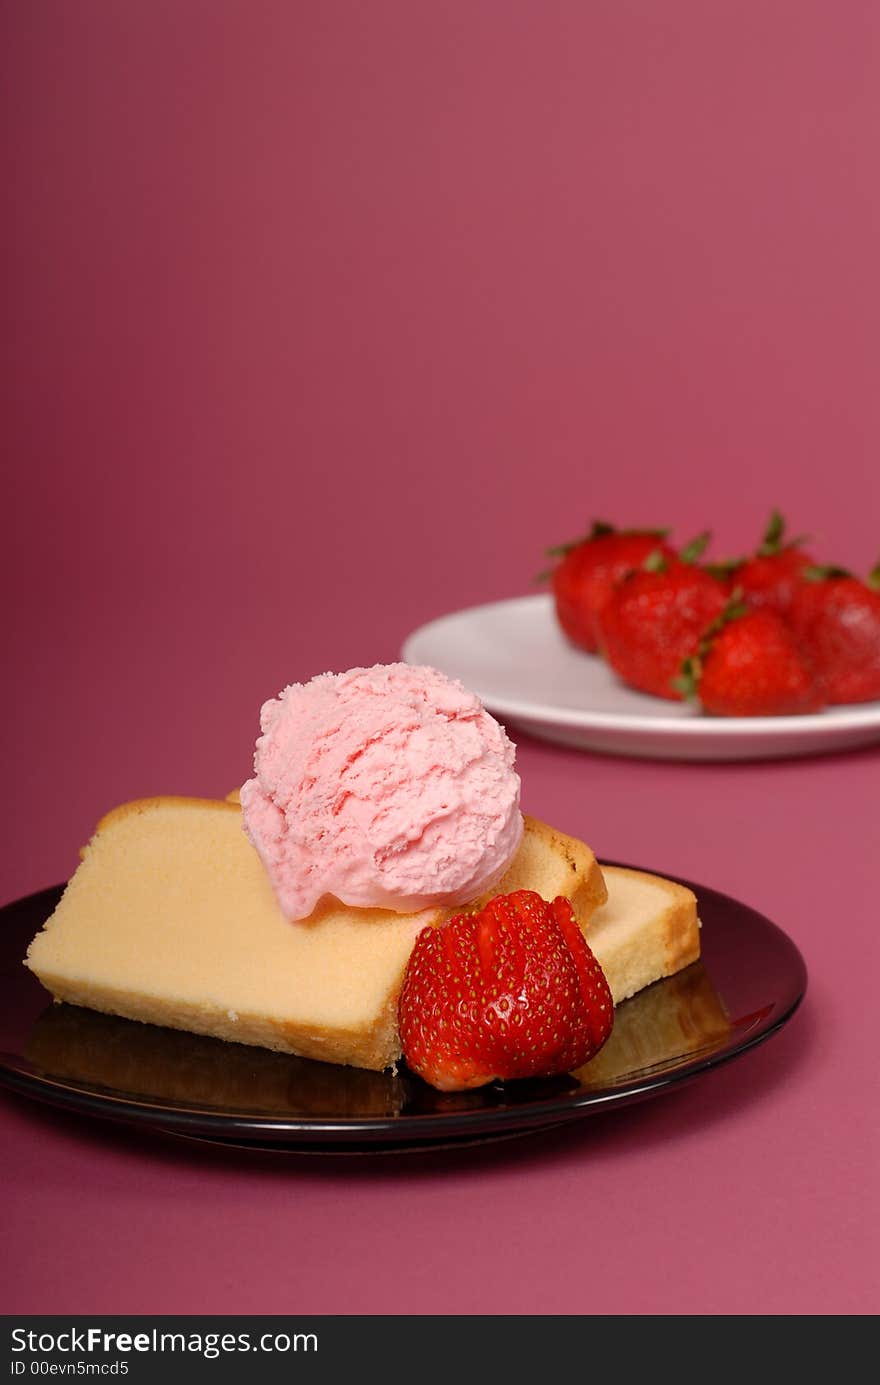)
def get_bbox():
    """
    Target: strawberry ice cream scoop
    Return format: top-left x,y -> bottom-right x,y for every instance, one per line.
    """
240,663 -> 523,921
